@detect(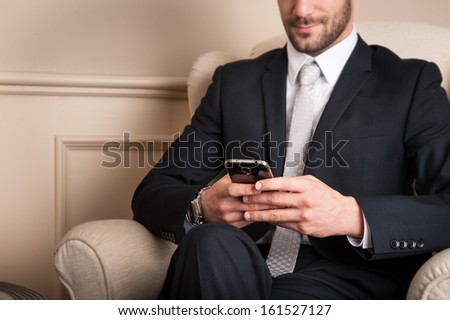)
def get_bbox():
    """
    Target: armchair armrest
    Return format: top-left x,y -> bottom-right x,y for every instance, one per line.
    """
56,218 -> 450,299
407,248 -> 450,299
55,219 -> 177,299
